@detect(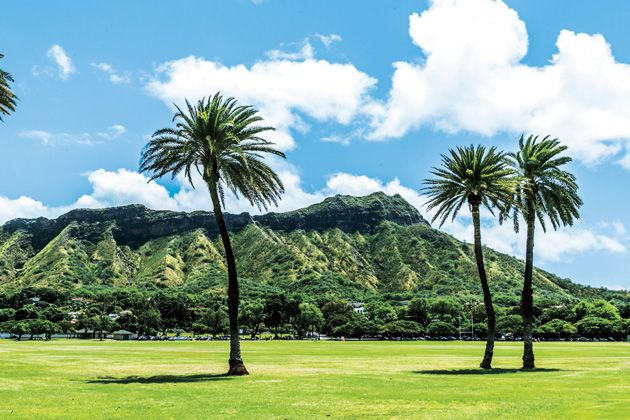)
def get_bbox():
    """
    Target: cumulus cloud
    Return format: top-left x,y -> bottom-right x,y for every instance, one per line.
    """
92,62 -> 131,84
20,124 -> 126,145
143,0 -> 630,168
0,196 -> 52,223
146,53 -> 376,151
368,0 -> 630,166
47,44 -> 75,79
